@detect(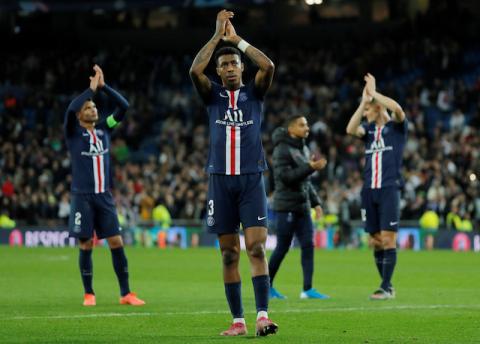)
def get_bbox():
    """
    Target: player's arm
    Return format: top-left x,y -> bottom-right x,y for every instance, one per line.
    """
346,87 -> 368,138
273,145 -> 326,184
94,65 -> 129,129
64,71 -> 99,135
224,20 -> 275,98
365,73 -> 405,122
308,183 -> 322,208
189,10 -> 234,102
308,183 -> 324,220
